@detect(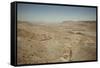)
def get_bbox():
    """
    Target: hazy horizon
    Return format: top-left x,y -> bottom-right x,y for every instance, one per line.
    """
17,3 -> 96,23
